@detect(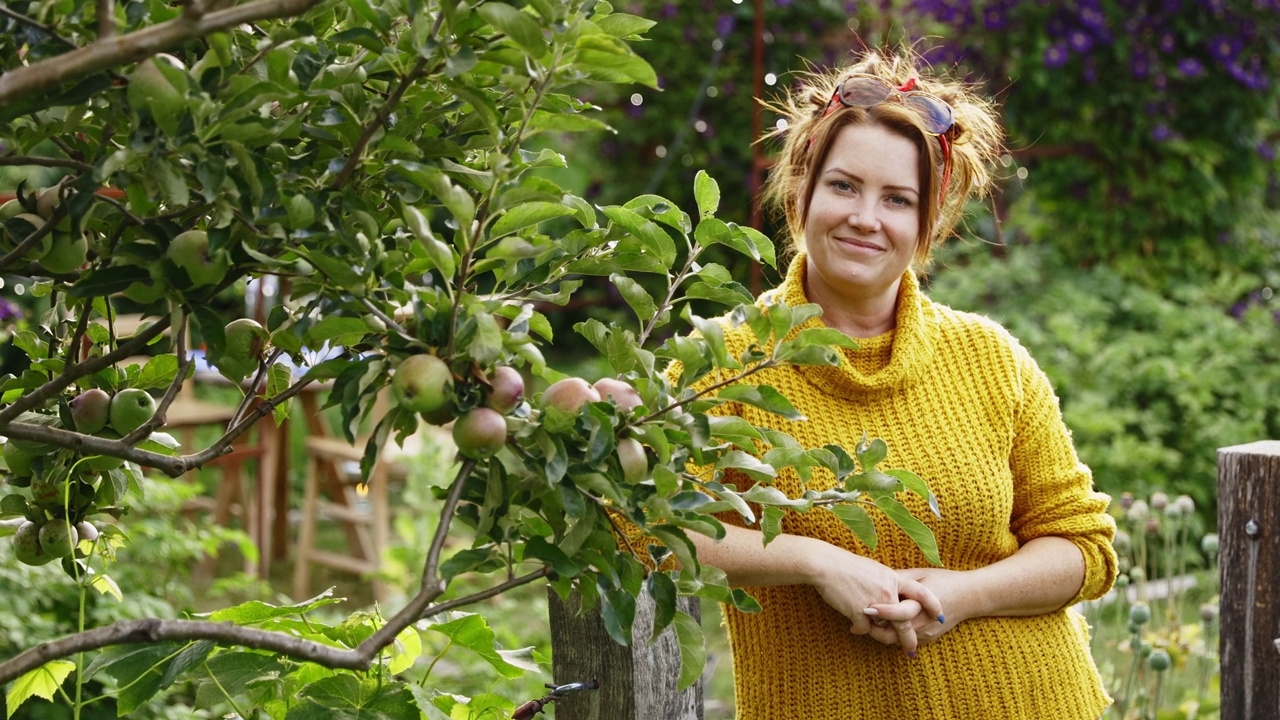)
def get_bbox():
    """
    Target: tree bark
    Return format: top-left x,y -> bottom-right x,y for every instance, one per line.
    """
1218,440 -> 1280,720
548,588 -> 703,720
